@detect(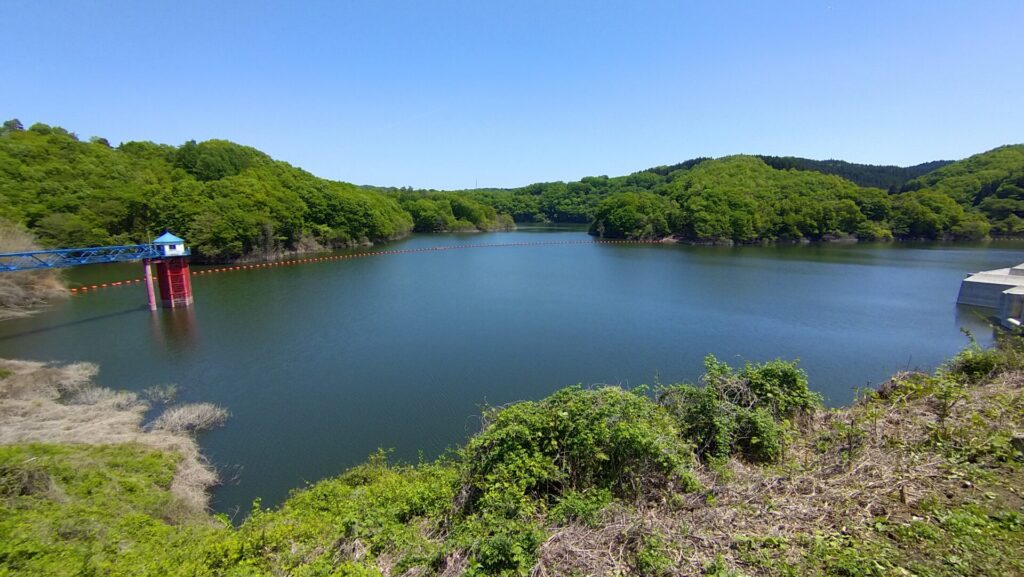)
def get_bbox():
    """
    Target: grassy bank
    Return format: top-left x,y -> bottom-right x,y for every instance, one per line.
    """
1,336 -> 1023,576
0,359 -> 226,517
